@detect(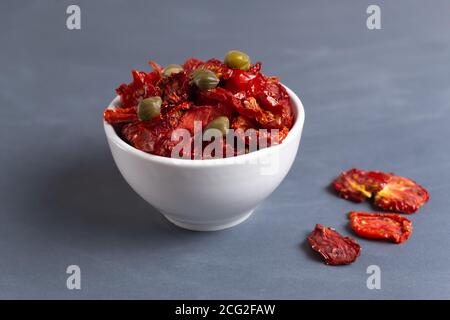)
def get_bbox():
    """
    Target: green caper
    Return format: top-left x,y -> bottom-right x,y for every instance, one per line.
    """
190,68 -> 219,90
205,116 -> 230,136
137,96 -> 162,121
162,64 -> 183,77
224,50 -> 251,71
